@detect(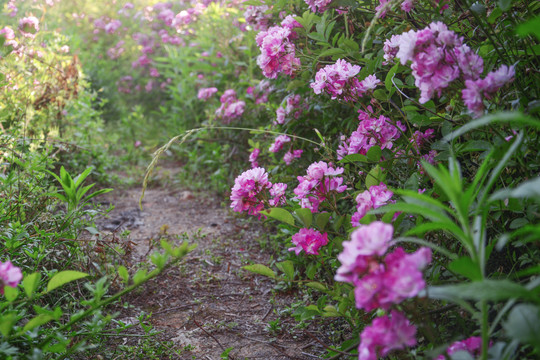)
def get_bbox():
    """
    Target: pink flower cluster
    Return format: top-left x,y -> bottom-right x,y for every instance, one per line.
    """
293,162 -> 347,212
337,110 -> 404,160
335,222 -> 432,311
197,87 -> 218,100
269,135 -> 291,153
18,16 -> 39,38
283,149 -> 303,165
289,228 -> 329,255
376,0 -> 415,18
311,59 -> 381,101
304,0 -> 333,13
249,148 -> 260,168
230,167 -> 287,217
358,310 -> 417,360
256,25 -> 301,79
275,94 -> 304,125
246,80 -> 273,104
384,22 -> 514,115
215,89 -> 246,124
333,222 -> 432,360
462,65 -> 515,116
435,336 -> 482,360
244,5 -> 273,31
351,183 -> 393,226
1,260 -> 22,295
